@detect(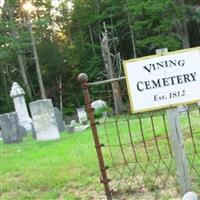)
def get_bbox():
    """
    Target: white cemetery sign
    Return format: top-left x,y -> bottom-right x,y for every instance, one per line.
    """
123,47 -> 200,113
